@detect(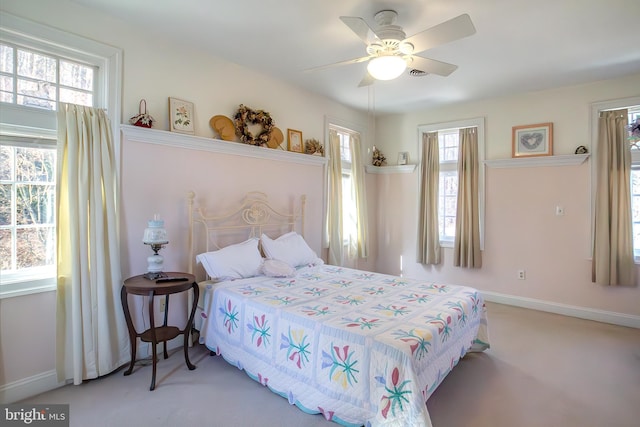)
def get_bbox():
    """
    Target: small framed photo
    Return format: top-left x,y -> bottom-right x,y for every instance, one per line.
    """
512,122 -> 553,157
287,129 -> 303,153
397,151 -> 408,165
169,97 -> 195,134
